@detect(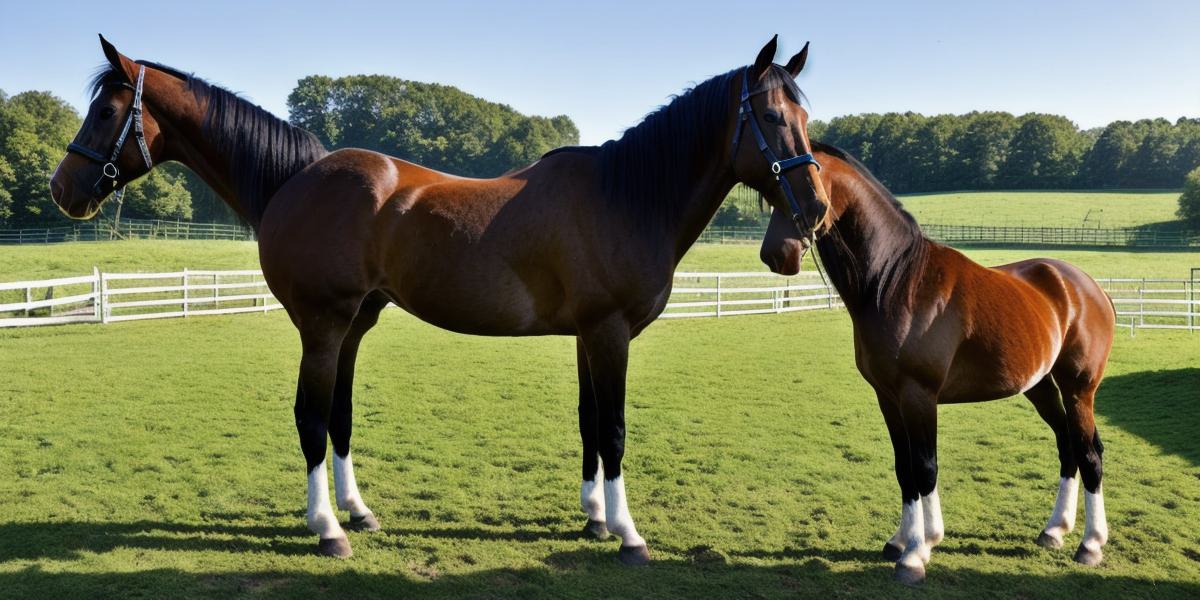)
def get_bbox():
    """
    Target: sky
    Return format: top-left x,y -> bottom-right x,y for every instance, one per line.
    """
1,0 -> 1198,146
